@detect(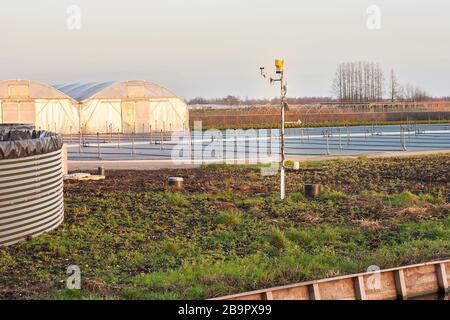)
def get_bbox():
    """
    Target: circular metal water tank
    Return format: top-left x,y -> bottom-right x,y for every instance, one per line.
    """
0,130 -> 64,246
0,123 -> 35,131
